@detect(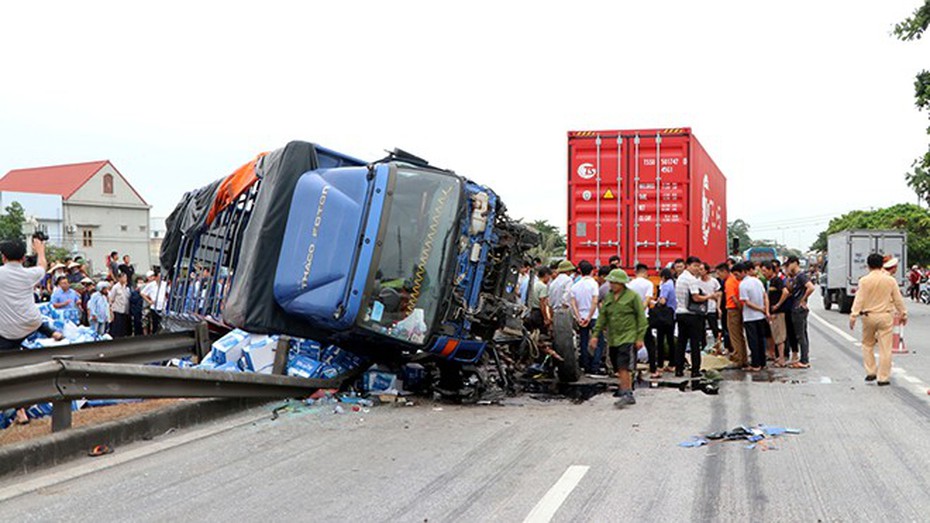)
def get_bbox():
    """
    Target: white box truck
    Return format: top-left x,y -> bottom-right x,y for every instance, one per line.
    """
822,229 -> 907,313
